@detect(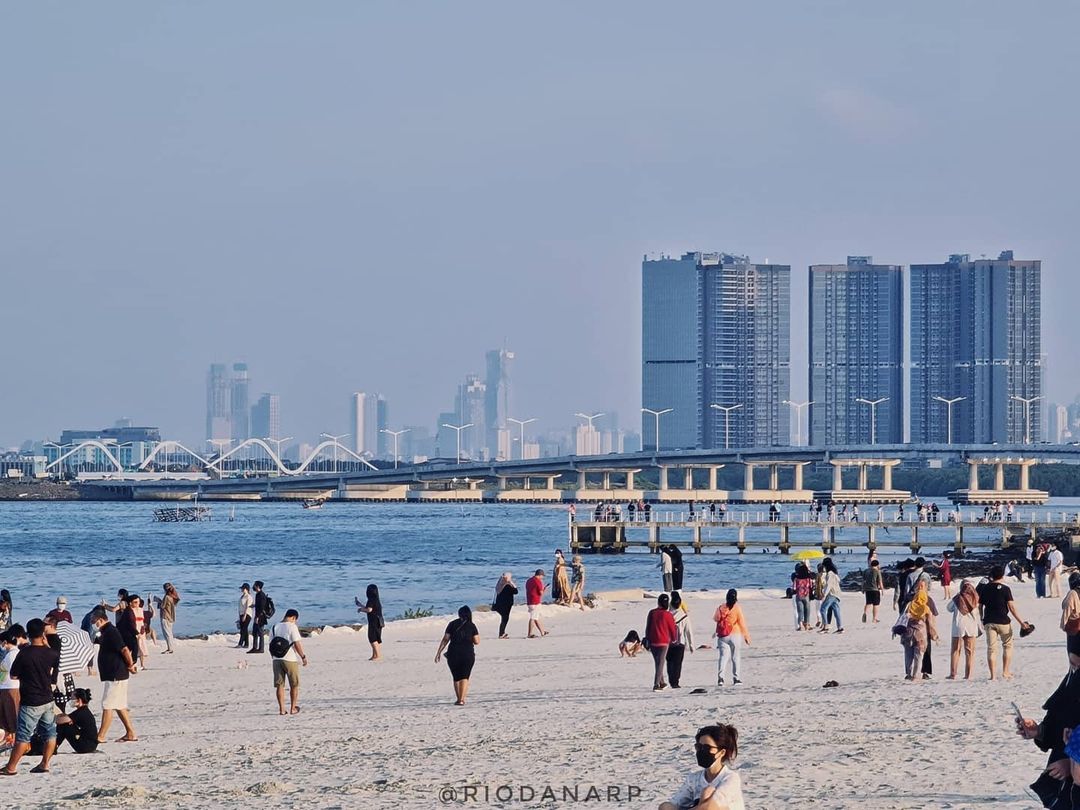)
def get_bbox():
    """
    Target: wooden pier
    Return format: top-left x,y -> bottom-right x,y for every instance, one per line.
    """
570,516 -> 1080,555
